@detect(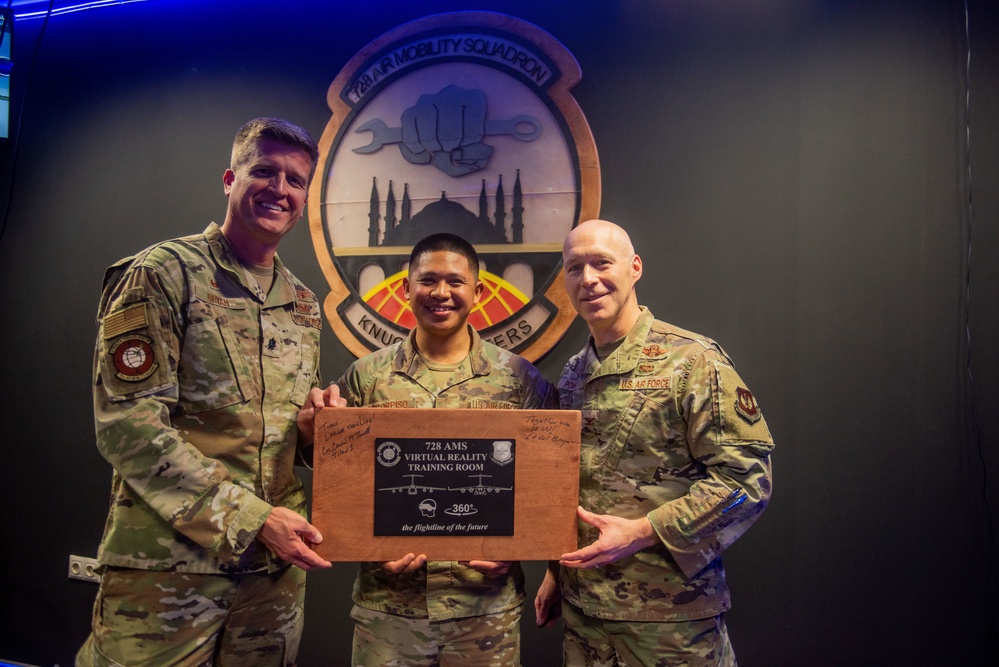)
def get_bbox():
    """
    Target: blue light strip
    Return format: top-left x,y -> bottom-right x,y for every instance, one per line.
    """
13,0 -> 153,20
